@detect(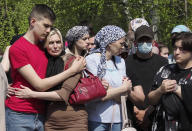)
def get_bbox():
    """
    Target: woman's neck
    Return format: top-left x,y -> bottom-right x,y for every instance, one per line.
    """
72,46 -> 83,56
105,50 -> 112,60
